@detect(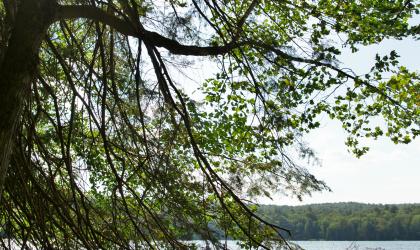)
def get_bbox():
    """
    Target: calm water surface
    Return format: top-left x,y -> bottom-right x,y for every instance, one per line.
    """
294,241 -> 420,250
4,240 -> 420,249
192,240 -> 420,250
